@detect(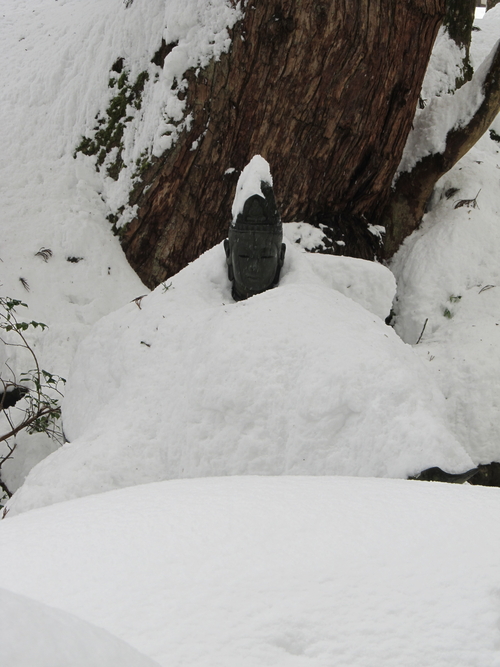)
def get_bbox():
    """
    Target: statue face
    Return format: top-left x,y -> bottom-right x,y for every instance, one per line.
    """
225,231 -> 285,301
